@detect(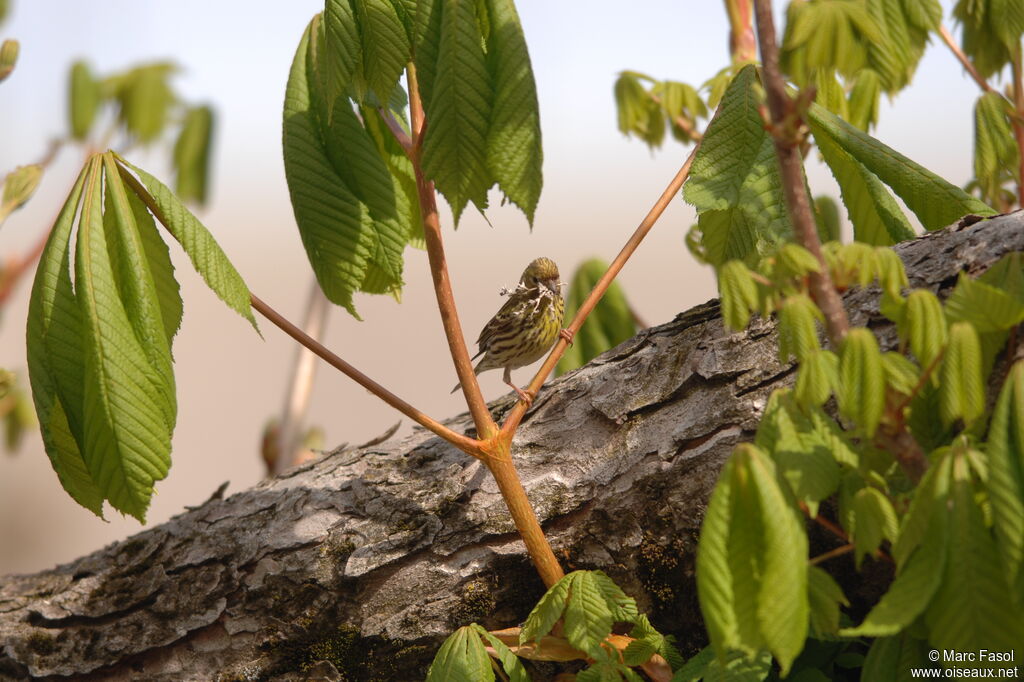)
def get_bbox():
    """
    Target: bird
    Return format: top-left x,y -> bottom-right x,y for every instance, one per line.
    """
452,257 -> 572,405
